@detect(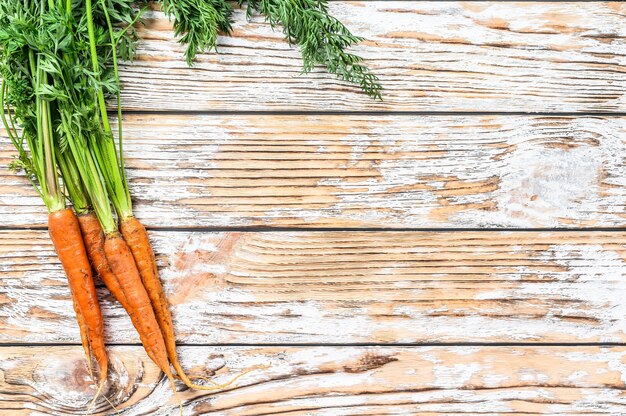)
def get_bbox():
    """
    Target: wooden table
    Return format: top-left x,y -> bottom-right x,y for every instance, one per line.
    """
1,2 -> 625,414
